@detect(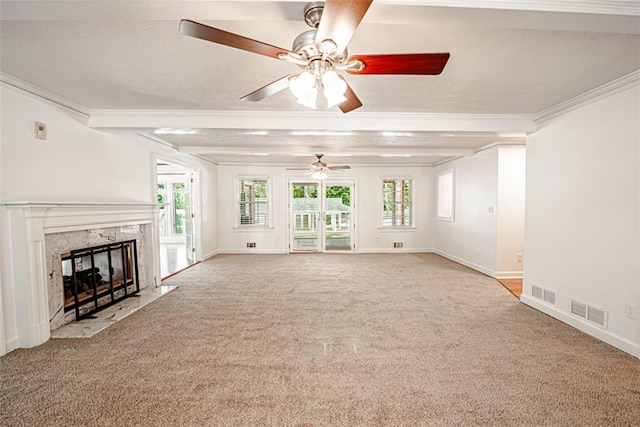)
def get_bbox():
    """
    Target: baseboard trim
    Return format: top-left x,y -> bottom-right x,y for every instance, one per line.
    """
433,249 -> 497,278
220,249 -> 288,254
202,250 -> 219,260
3,336 -> 19,356
357,248 -> 434,254
494,271 -> 523,279
521,294 -> 639,359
